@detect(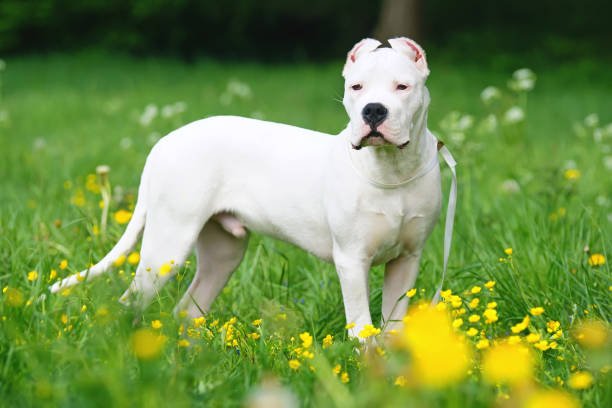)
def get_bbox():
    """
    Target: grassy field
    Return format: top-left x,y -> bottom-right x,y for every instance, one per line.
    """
0,52 -> 610,407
